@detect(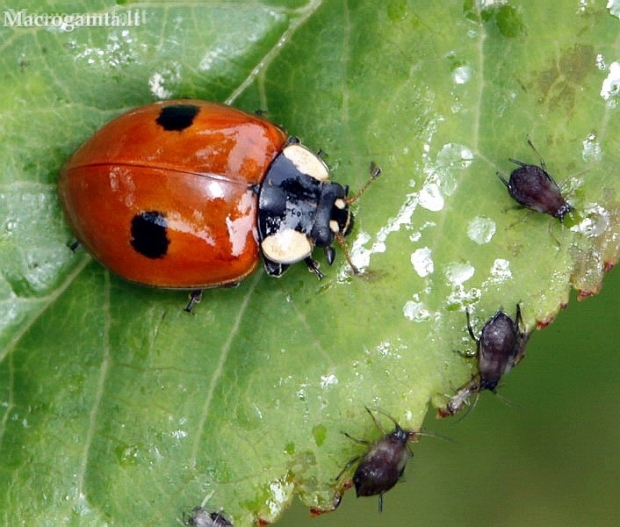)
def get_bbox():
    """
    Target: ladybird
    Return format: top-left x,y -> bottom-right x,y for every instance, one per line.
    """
497,139 -> 573,222
336,406 -> 417,512
59,100 -> 380,310
437,304 -> 530,418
